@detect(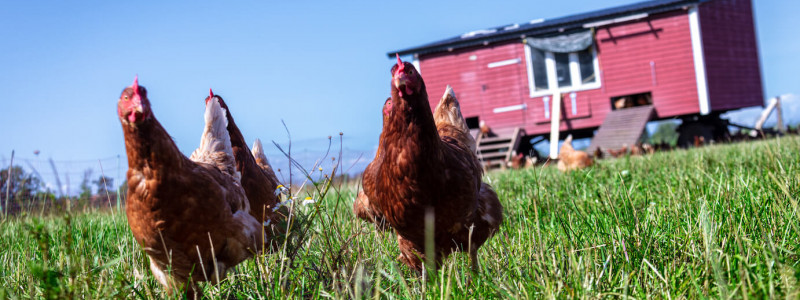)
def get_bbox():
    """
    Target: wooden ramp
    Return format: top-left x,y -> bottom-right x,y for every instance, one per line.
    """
588,105 -> 654,154
476,127 -> 525,170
